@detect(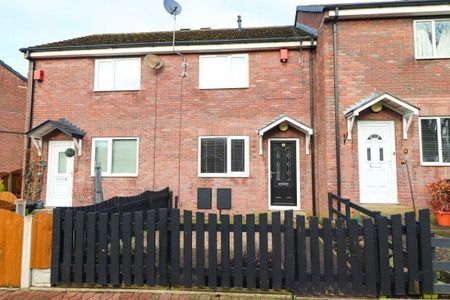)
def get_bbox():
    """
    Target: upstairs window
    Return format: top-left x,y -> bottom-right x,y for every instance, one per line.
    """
199,54 -> 249,89
198,136 -> 249,177
94,58 -> 141,91
415,20 -> 450,59
420,117 -> 450,165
